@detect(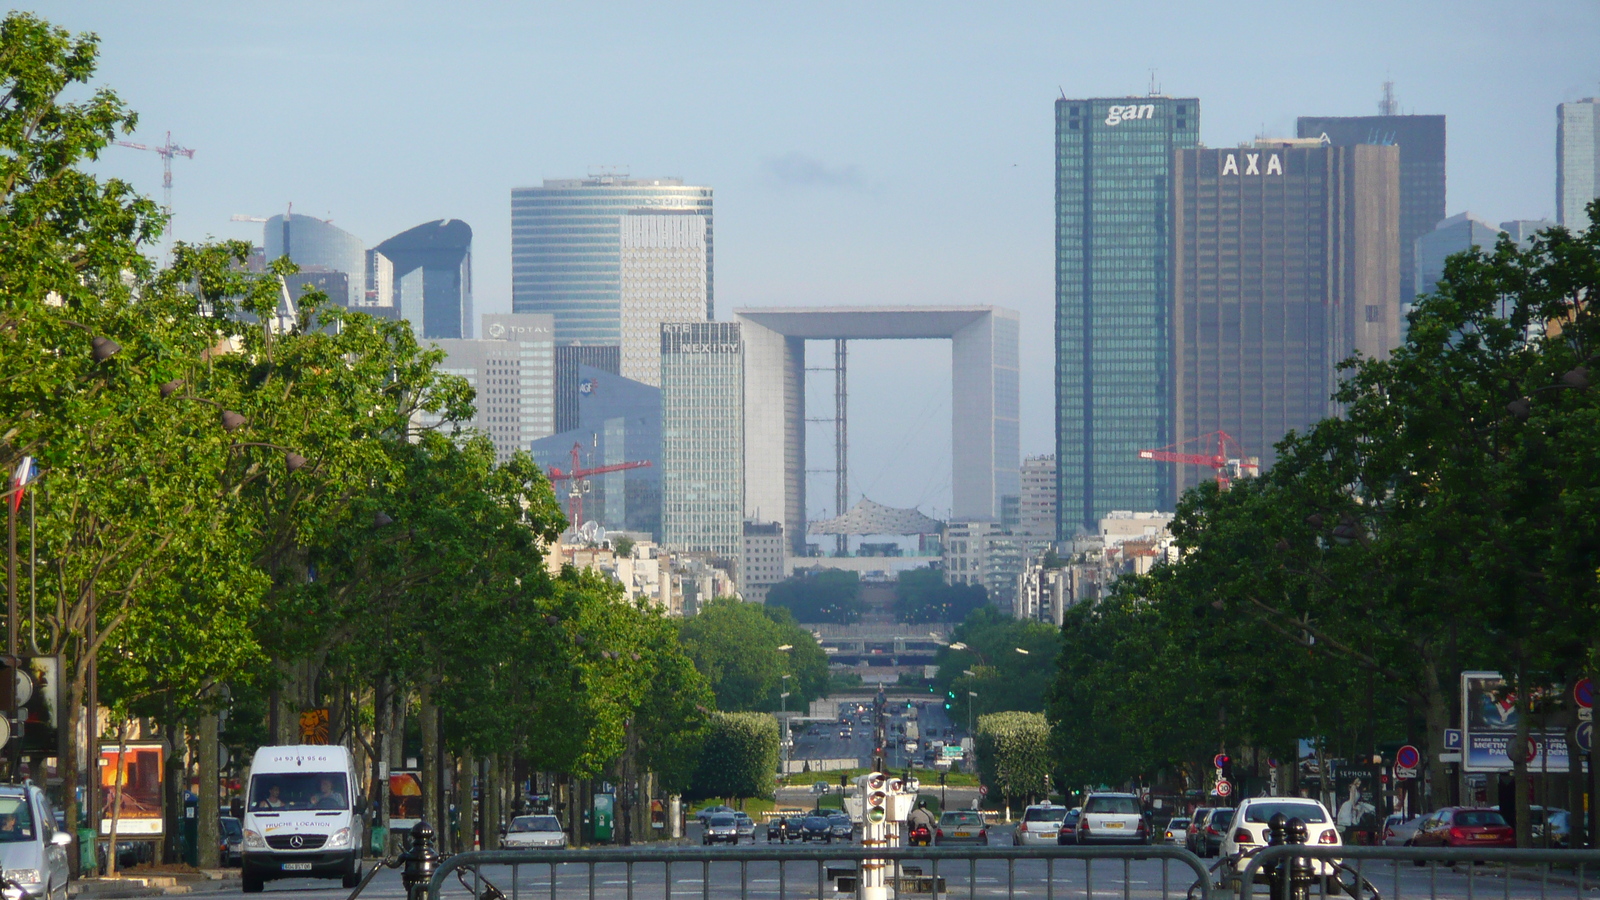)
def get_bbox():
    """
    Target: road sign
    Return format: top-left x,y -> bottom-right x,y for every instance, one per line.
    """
1395,745 -> 1420,769
1442,728 -> 1463,751
978,785 -> 988,797
1579,722 -> 1593,754
1577,678 -> 1594,710
1516,737 -> 1541,765
1213,753 -> 1229,769
1215,780 -> 1232,797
